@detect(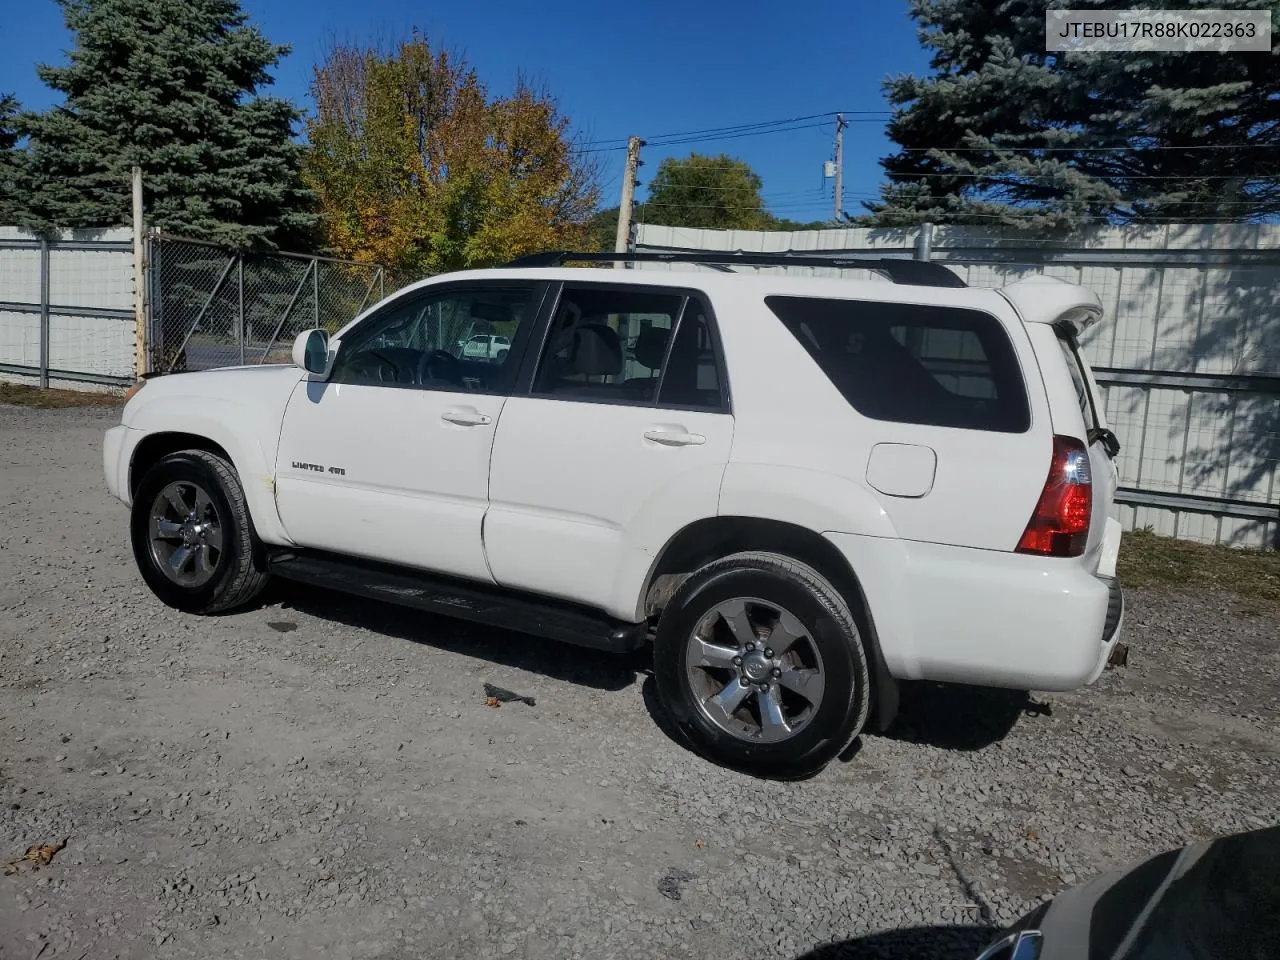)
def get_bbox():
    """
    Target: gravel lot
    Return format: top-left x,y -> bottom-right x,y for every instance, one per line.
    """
2,404 -> 1278,960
